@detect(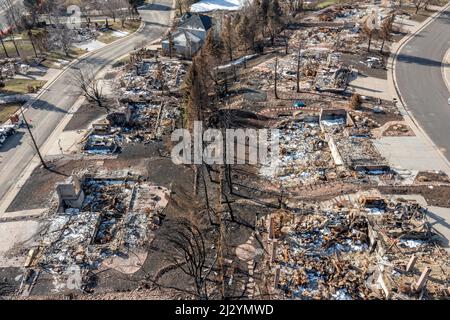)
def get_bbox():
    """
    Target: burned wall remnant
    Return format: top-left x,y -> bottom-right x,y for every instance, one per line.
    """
35,174 -> 171,276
